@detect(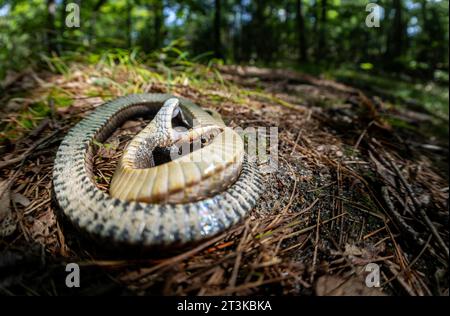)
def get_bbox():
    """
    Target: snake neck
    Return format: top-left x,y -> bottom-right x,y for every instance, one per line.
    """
109,98 -> 243,204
